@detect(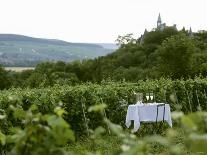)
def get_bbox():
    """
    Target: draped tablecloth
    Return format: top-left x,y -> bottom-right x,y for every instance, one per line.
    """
125,103 -> 172,132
